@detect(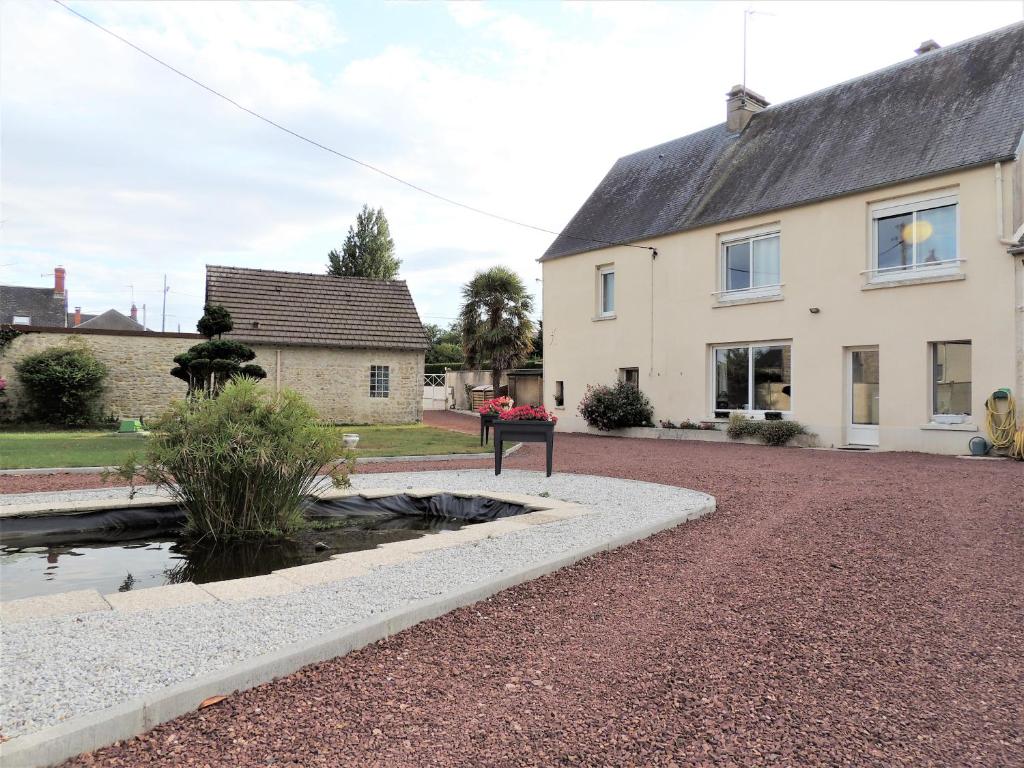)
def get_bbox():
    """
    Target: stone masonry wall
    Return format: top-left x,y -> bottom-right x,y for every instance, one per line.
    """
0,329 -> 424,424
